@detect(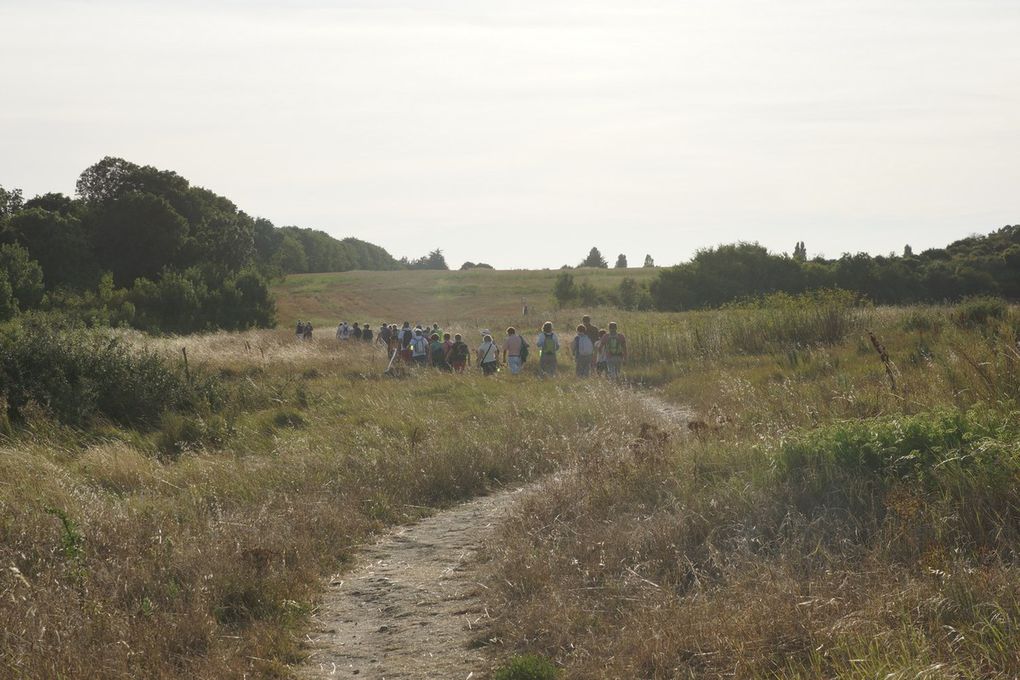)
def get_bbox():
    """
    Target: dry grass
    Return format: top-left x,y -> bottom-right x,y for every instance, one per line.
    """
481,303 -> 1020,678
0,332 -> 639,679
